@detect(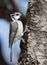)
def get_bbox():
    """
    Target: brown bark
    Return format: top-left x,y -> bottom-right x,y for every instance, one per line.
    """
18,0 -> 47,65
